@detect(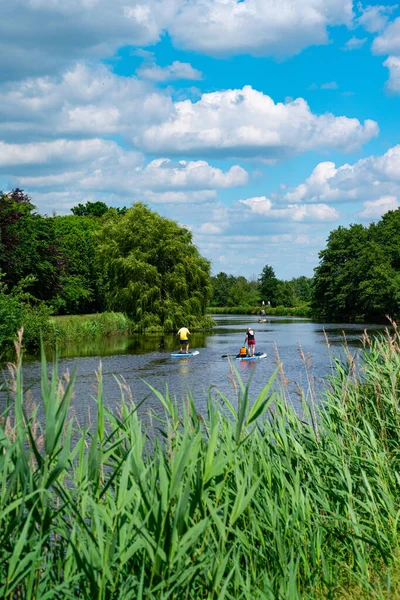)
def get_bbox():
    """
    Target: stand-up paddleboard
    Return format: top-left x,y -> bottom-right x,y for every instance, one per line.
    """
236,352 -> 267,361
170,350 -> 199,358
